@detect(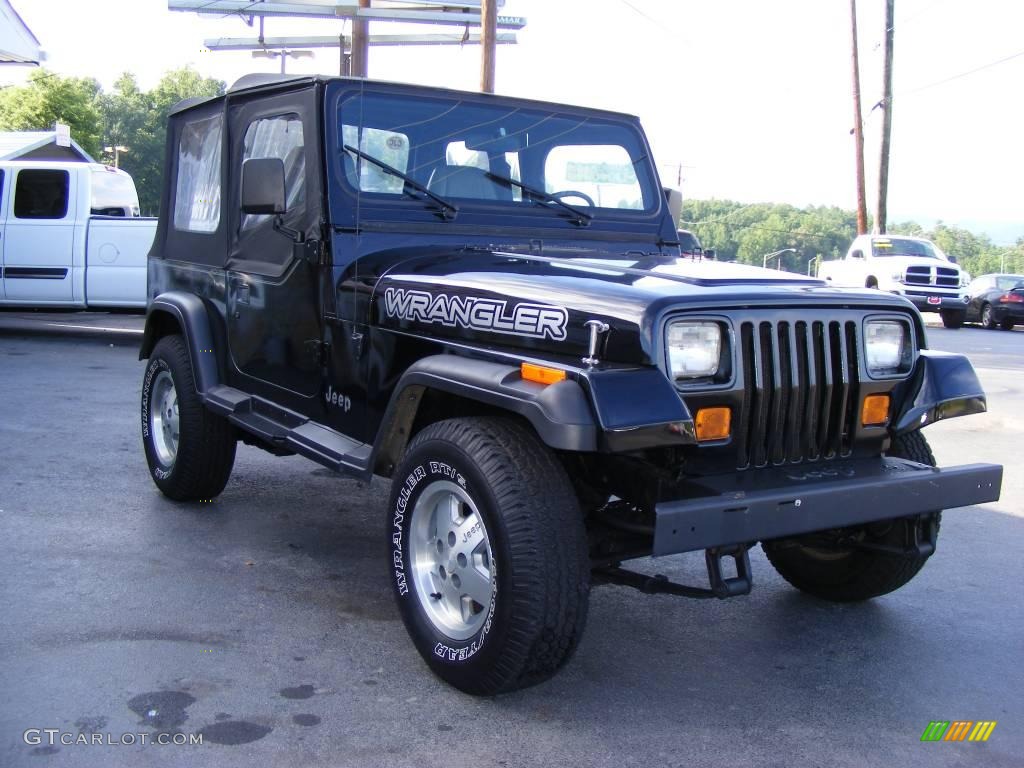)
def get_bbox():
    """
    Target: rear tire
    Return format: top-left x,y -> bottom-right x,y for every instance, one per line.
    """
141,335 -> 236,501
387,417 -> 589,695
1000,319 -> 1015,331
762,432 -> 941,602
940,309 -> 965,329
